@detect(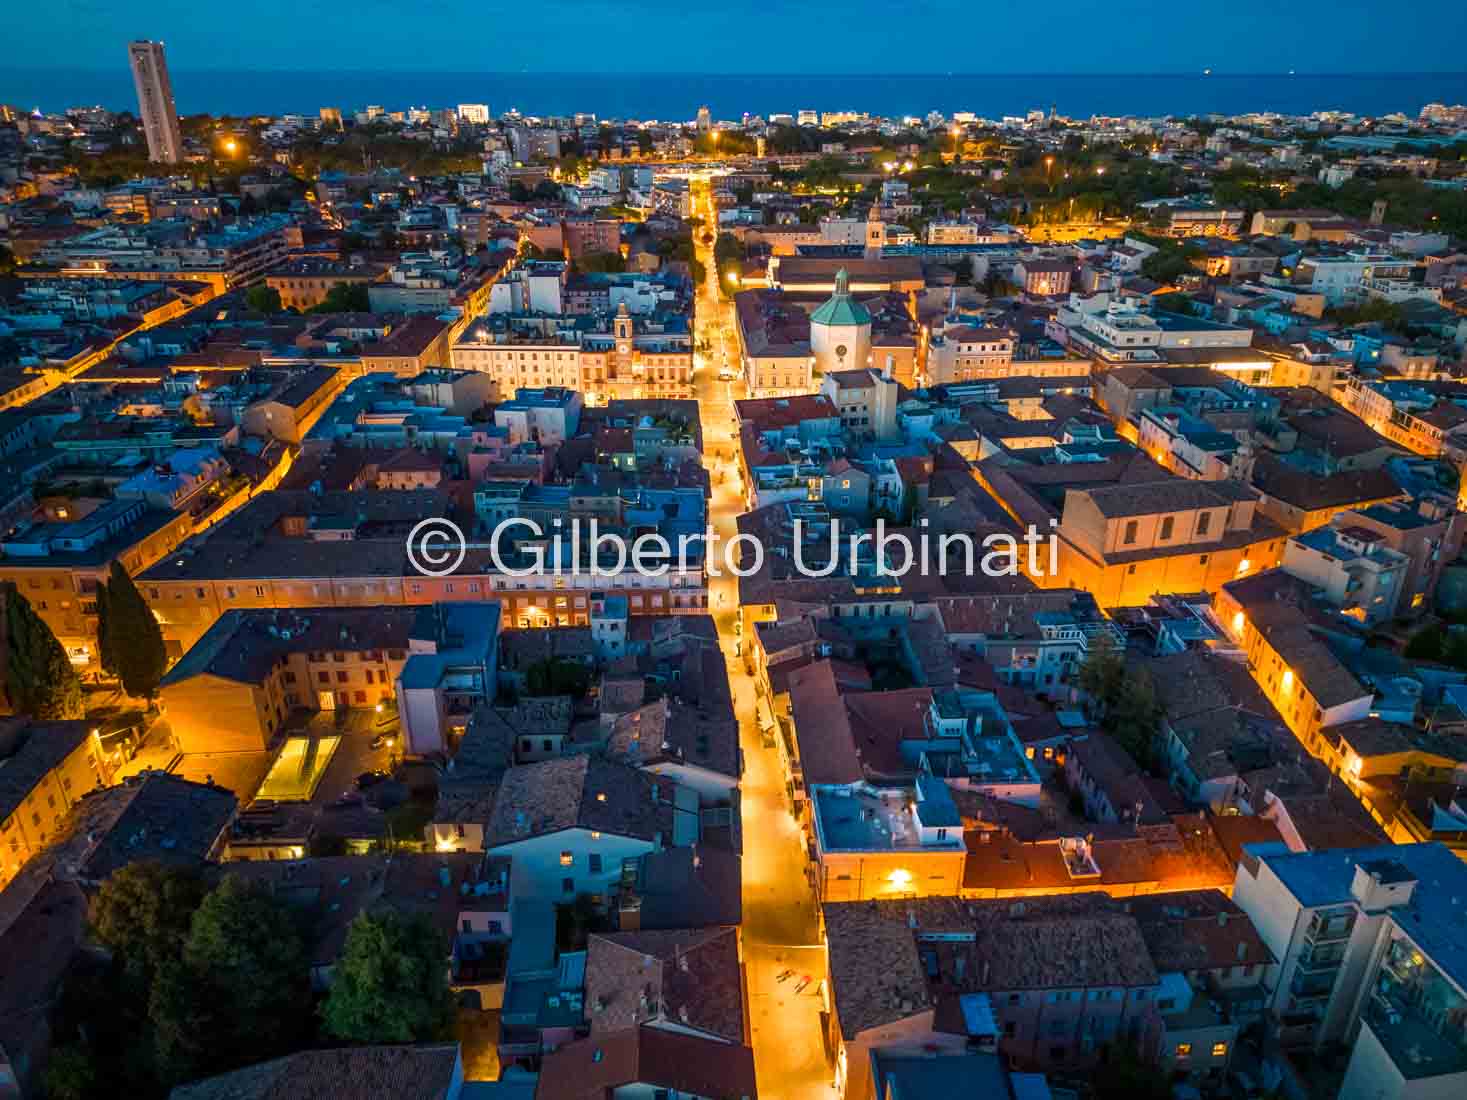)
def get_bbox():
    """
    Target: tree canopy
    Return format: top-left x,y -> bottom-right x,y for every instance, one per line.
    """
307,281 -> 372,313
103,561 -> 168,700
1077,633 -> 1163,771
90,862 -> 210,990
3,582 -> 83,719
243,283 -> 283,314
152,876 -> 312,1084
320,910 -> 453,1043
